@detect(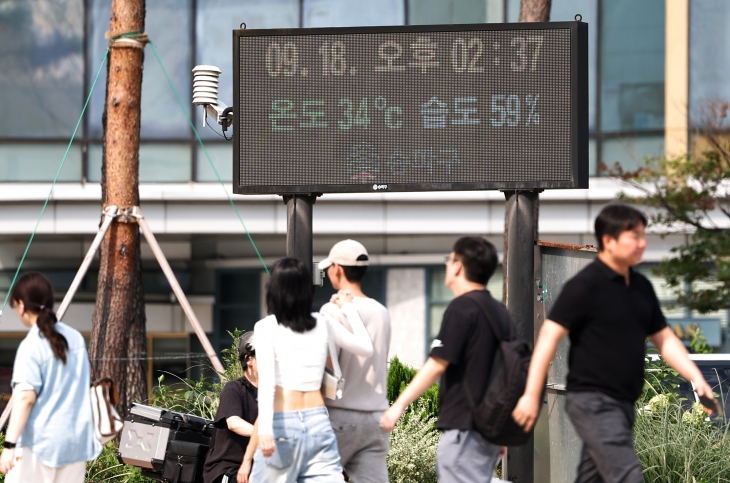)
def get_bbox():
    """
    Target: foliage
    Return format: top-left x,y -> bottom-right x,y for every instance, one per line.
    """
636,349 -> 730,482
387,356 -> 440,418
85,442 -> 155,483
147,329 -> 247,420
0,432 -> 4,483
635,395 -> 730,482
603,100 -> 730,315
386,402 -> 439,483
